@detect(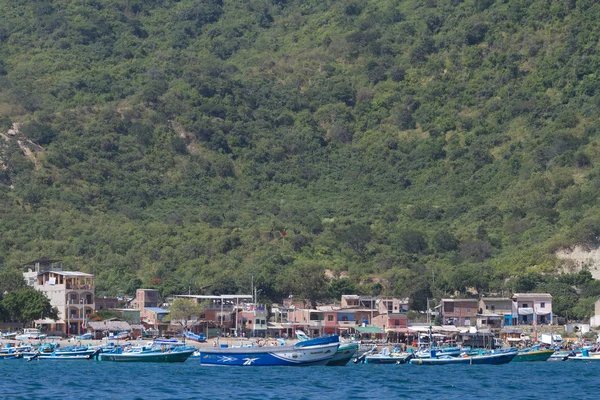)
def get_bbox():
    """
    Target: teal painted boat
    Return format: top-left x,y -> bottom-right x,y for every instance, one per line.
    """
327,342 -> 358,366
96,343 -> 195,363
512,345 -> 555,362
